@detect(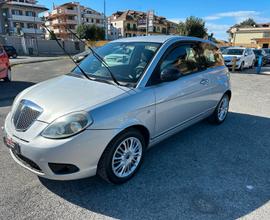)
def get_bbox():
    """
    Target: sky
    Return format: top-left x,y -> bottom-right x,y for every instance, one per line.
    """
40,0 -> 270,40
